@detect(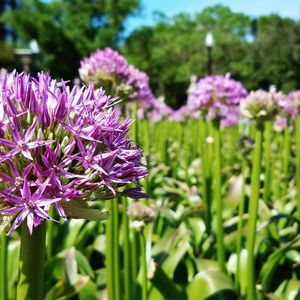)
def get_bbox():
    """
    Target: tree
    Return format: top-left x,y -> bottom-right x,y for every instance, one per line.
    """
251,15 -> 300,92
122,5 -> 253,107
1,0 -> 140,79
